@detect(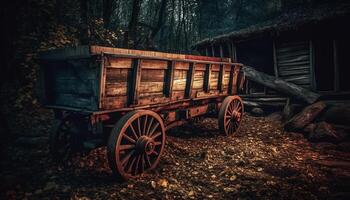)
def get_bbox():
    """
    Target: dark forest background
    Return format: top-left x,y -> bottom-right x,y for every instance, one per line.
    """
0,0 -> 333,138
